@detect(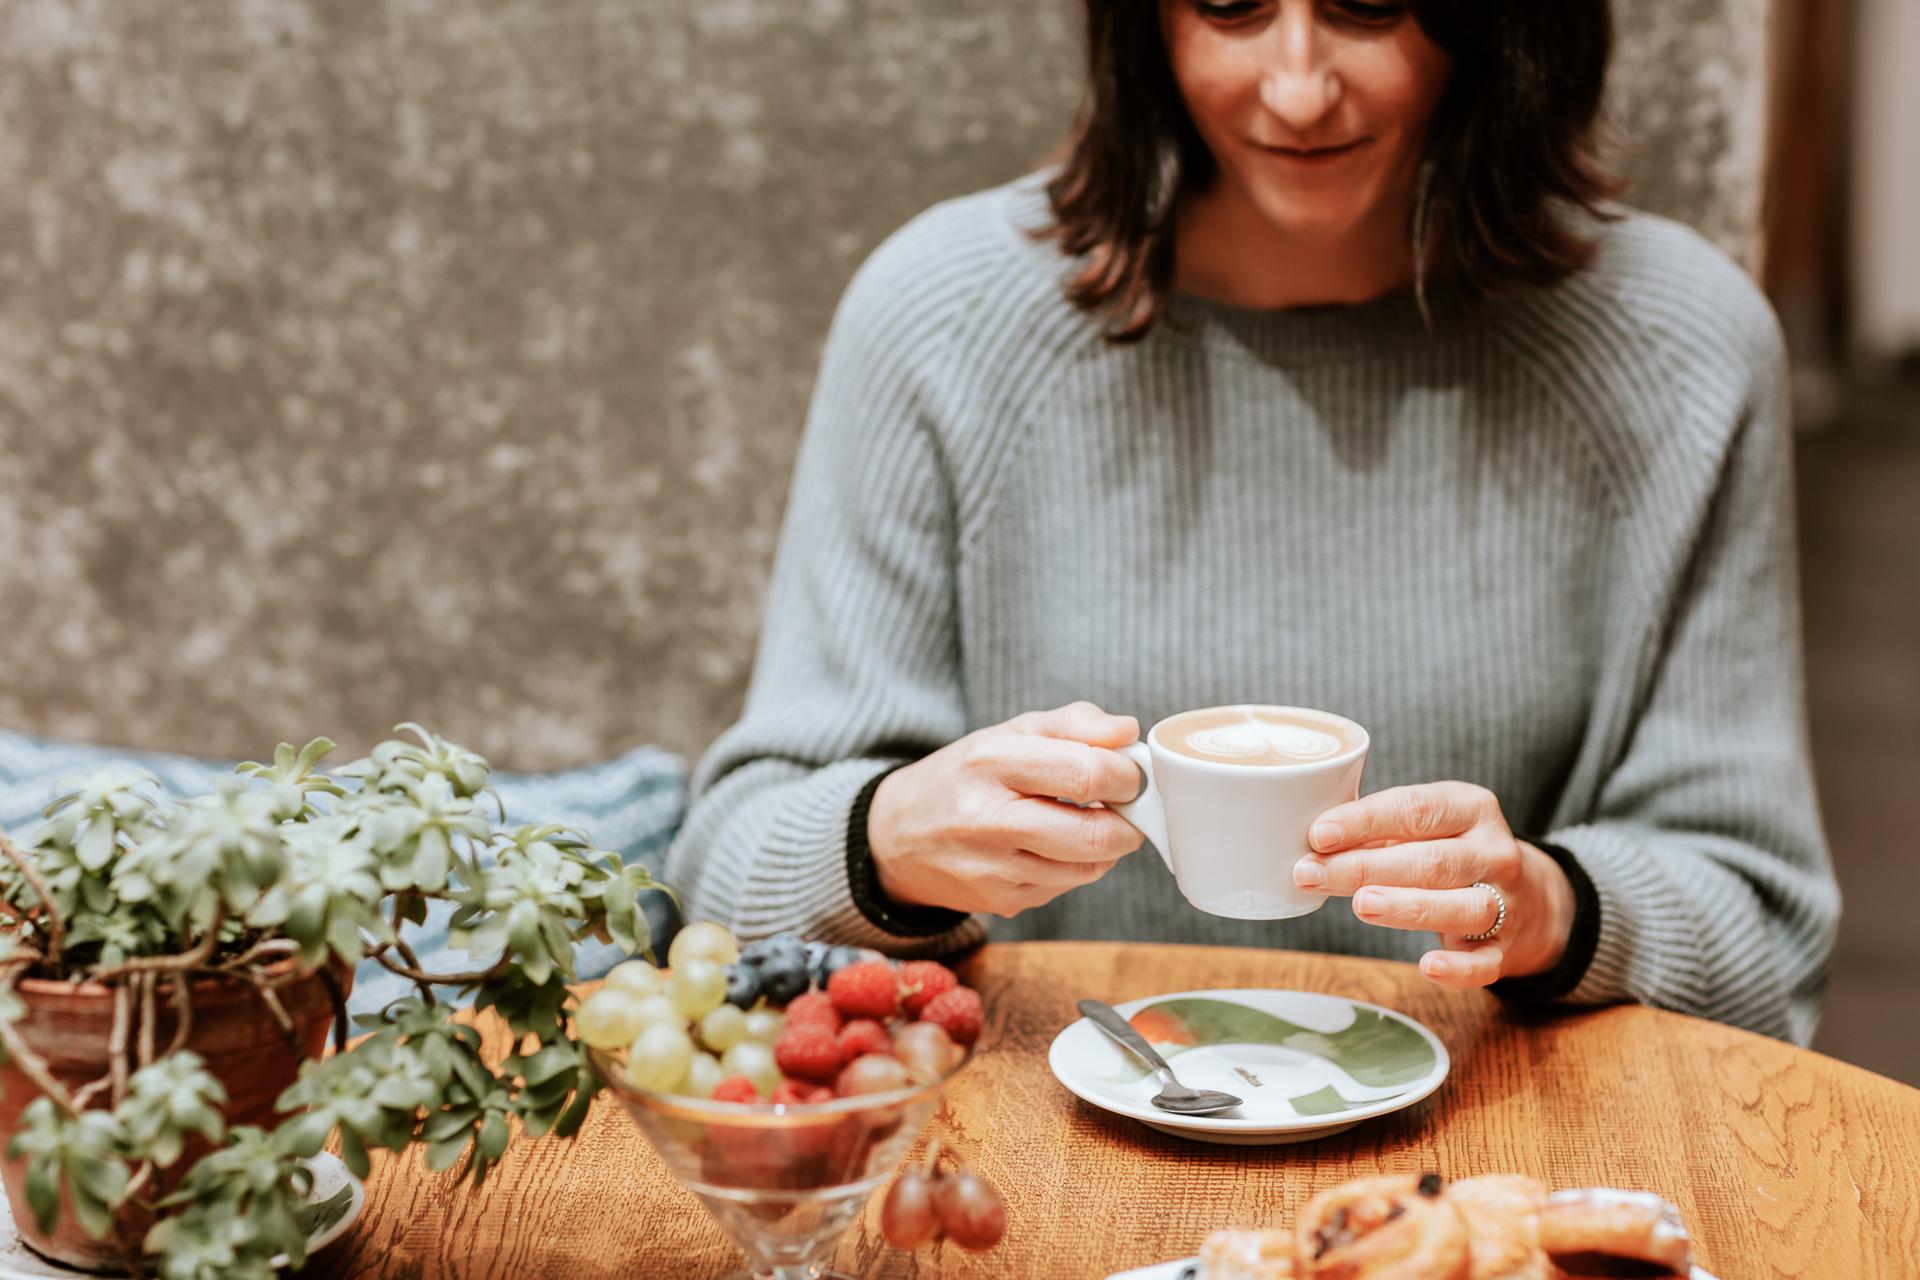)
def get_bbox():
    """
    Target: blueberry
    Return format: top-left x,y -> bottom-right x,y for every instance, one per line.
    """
821,946 -> 864,982
758,957 -> 811,1005
724,963 -> 763,1010
743,933 -> 806,970
803,940 -> 830,982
